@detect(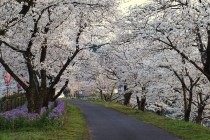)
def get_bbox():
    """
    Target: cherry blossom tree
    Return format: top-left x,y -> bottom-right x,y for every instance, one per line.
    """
124,0 -> 210,122
0,0 -> 118,113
